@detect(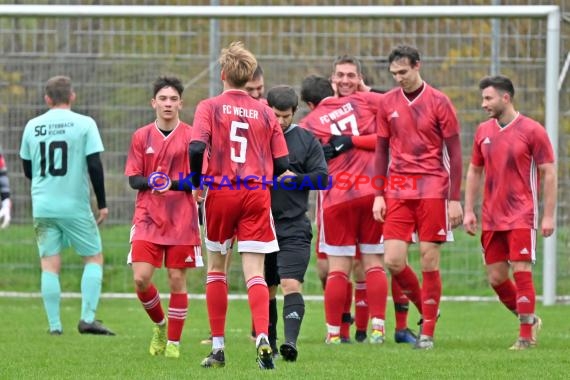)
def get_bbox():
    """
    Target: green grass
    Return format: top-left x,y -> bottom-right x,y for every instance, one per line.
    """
1,224 -> 569,295
1,297 -> 569,379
